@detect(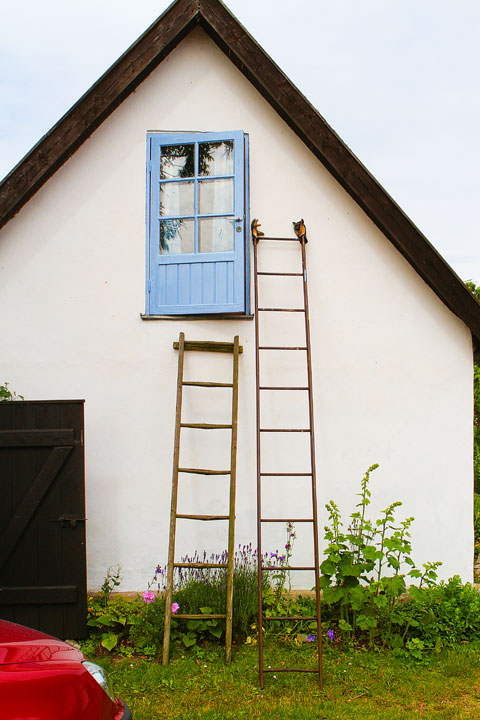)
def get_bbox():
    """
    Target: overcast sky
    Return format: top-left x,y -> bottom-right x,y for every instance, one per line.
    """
2,0 -> 479,283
